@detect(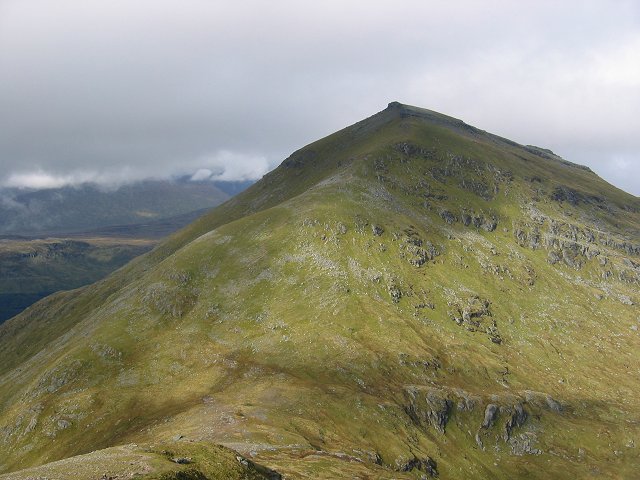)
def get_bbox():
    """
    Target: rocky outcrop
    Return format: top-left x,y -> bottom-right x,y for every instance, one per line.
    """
404,386 -> 565,458
143,281 -> 198,318
397,456 -> 438,477
404,387 -> 452,434
394,142 -> 437,159
449,296 -> 502,344
482,404 -> 499,428
427,153 -> 513,200
503,404 -> 528,441
397,228 -> 441,267
371,224 -> 384,236
508,433 -> 542,456
460,211 -> 498,231
550,185 -> 603,206
282,149 -> 317,168
439,209 -> 457,224
434,207 -> 500,232
543,395 -> 563,413
516,213 -> 640,282
388,283 -> 402,303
